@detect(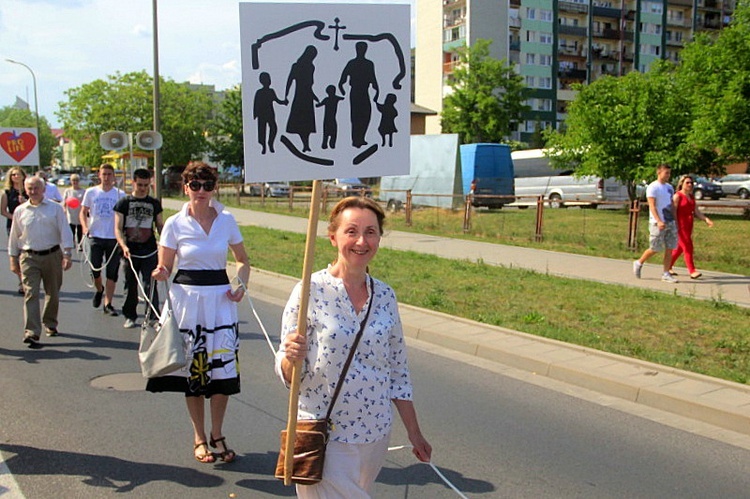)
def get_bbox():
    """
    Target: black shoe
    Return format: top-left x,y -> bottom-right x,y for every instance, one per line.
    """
93,290 -> 103,308
23,333 -> 40,345
103,304 -> 119,316
45,327 -> 59,337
